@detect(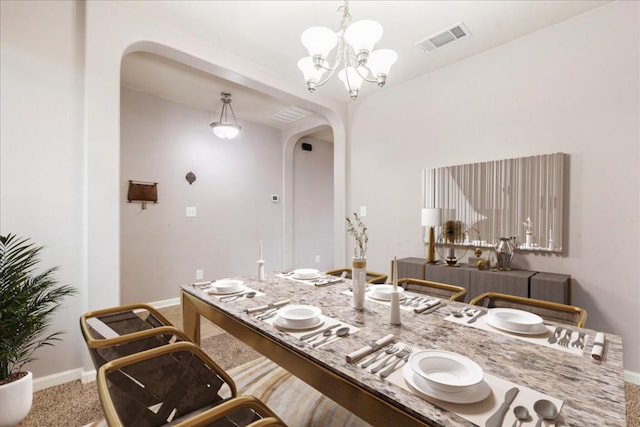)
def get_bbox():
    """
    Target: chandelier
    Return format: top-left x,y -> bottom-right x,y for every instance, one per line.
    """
297,1 -> 397,100
210,92 -> 241,139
